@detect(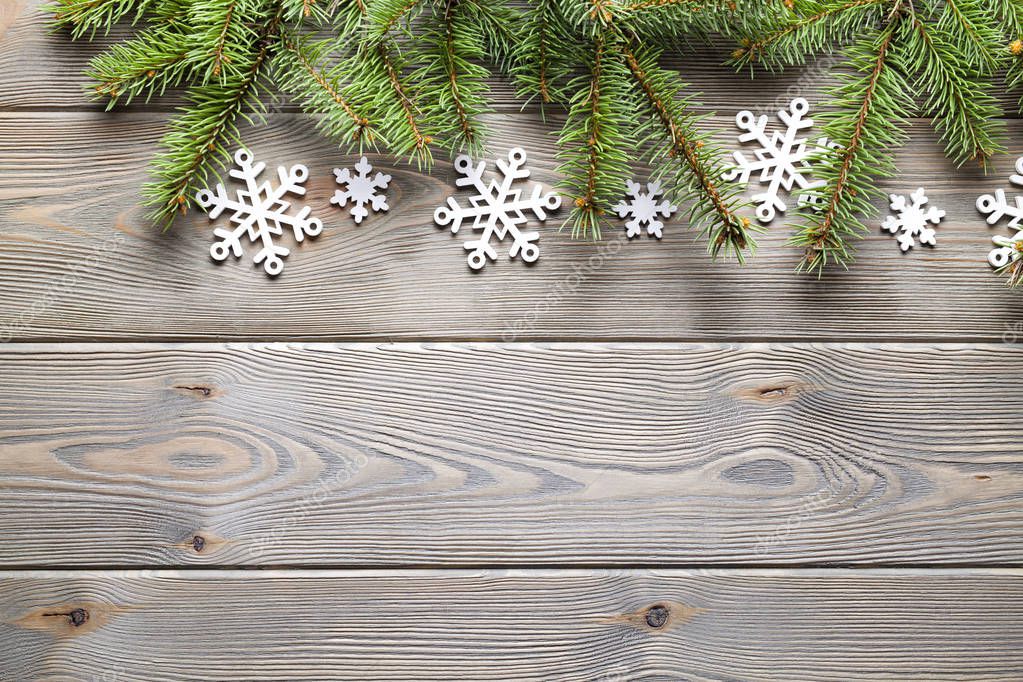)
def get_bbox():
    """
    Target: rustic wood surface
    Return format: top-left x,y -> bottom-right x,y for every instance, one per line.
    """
1,0 -> 1022,678
1,342 -> 1021,567
3,569 -> 1023,681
